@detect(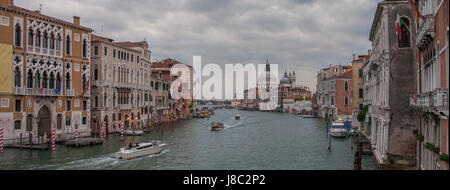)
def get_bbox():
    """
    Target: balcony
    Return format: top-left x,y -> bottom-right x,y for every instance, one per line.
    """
14,87 -> 25,95
410,91 -> 433,109
65,89 -> 74,96
119,104 -> 132,110
416,15 -> 435,50
433,88 -> 449,110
